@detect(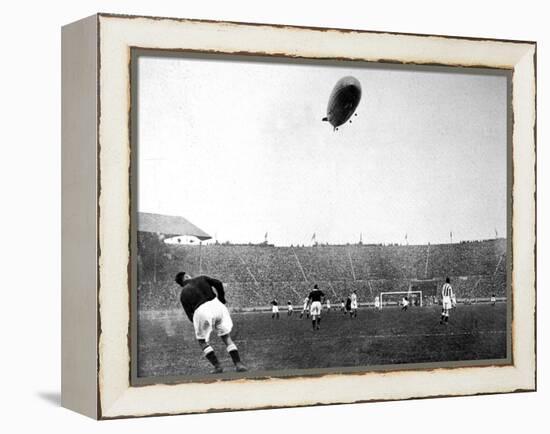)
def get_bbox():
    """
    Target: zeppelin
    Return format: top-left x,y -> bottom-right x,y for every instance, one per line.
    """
322,76 -> 362,131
